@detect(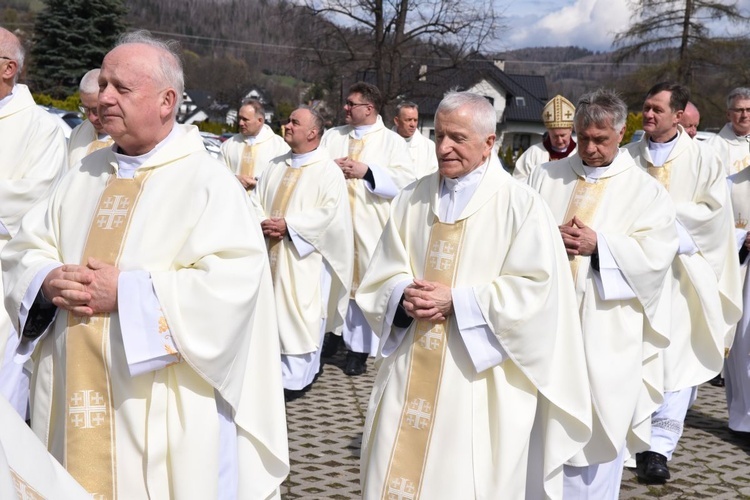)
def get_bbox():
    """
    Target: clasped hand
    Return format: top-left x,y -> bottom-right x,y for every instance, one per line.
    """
560,216 -> 598,256
334,157 -> 368,180
261,218 -> 287,240
41,257 -> 119,317
402,279 -> 453,322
